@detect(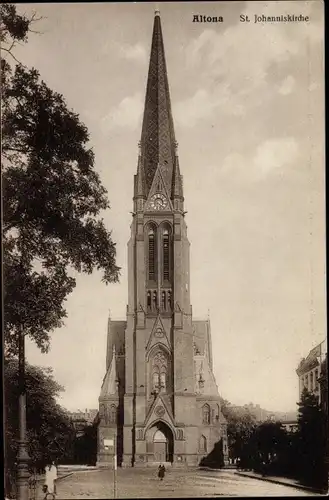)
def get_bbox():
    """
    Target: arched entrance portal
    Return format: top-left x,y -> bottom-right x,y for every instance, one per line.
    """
146,421 -> 173,463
